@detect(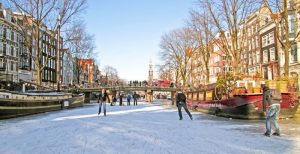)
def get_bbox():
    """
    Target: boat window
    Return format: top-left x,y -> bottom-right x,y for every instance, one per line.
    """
199,92 -> 204,100
188,93 -> 193,99
193,92 -> 198,100
206,91 -> 213,101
